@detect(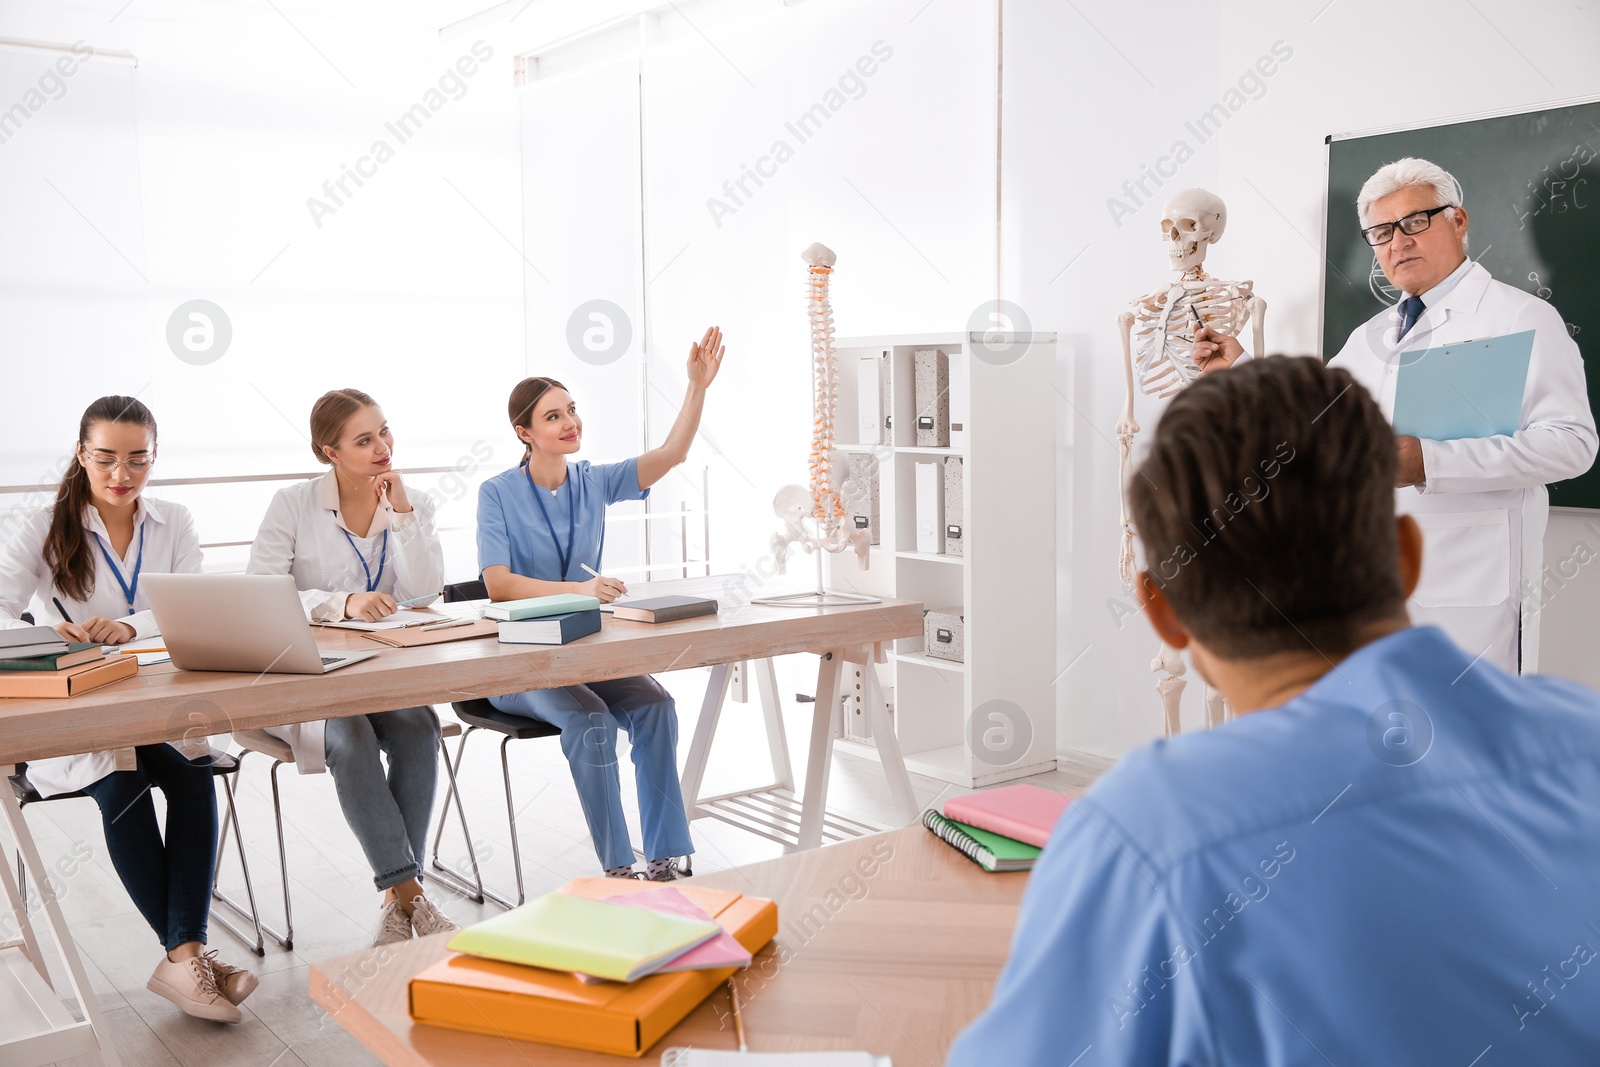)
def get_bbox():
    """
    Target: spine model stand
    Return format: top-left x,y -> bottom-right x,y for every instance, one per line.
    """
755,243 -> 876,607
